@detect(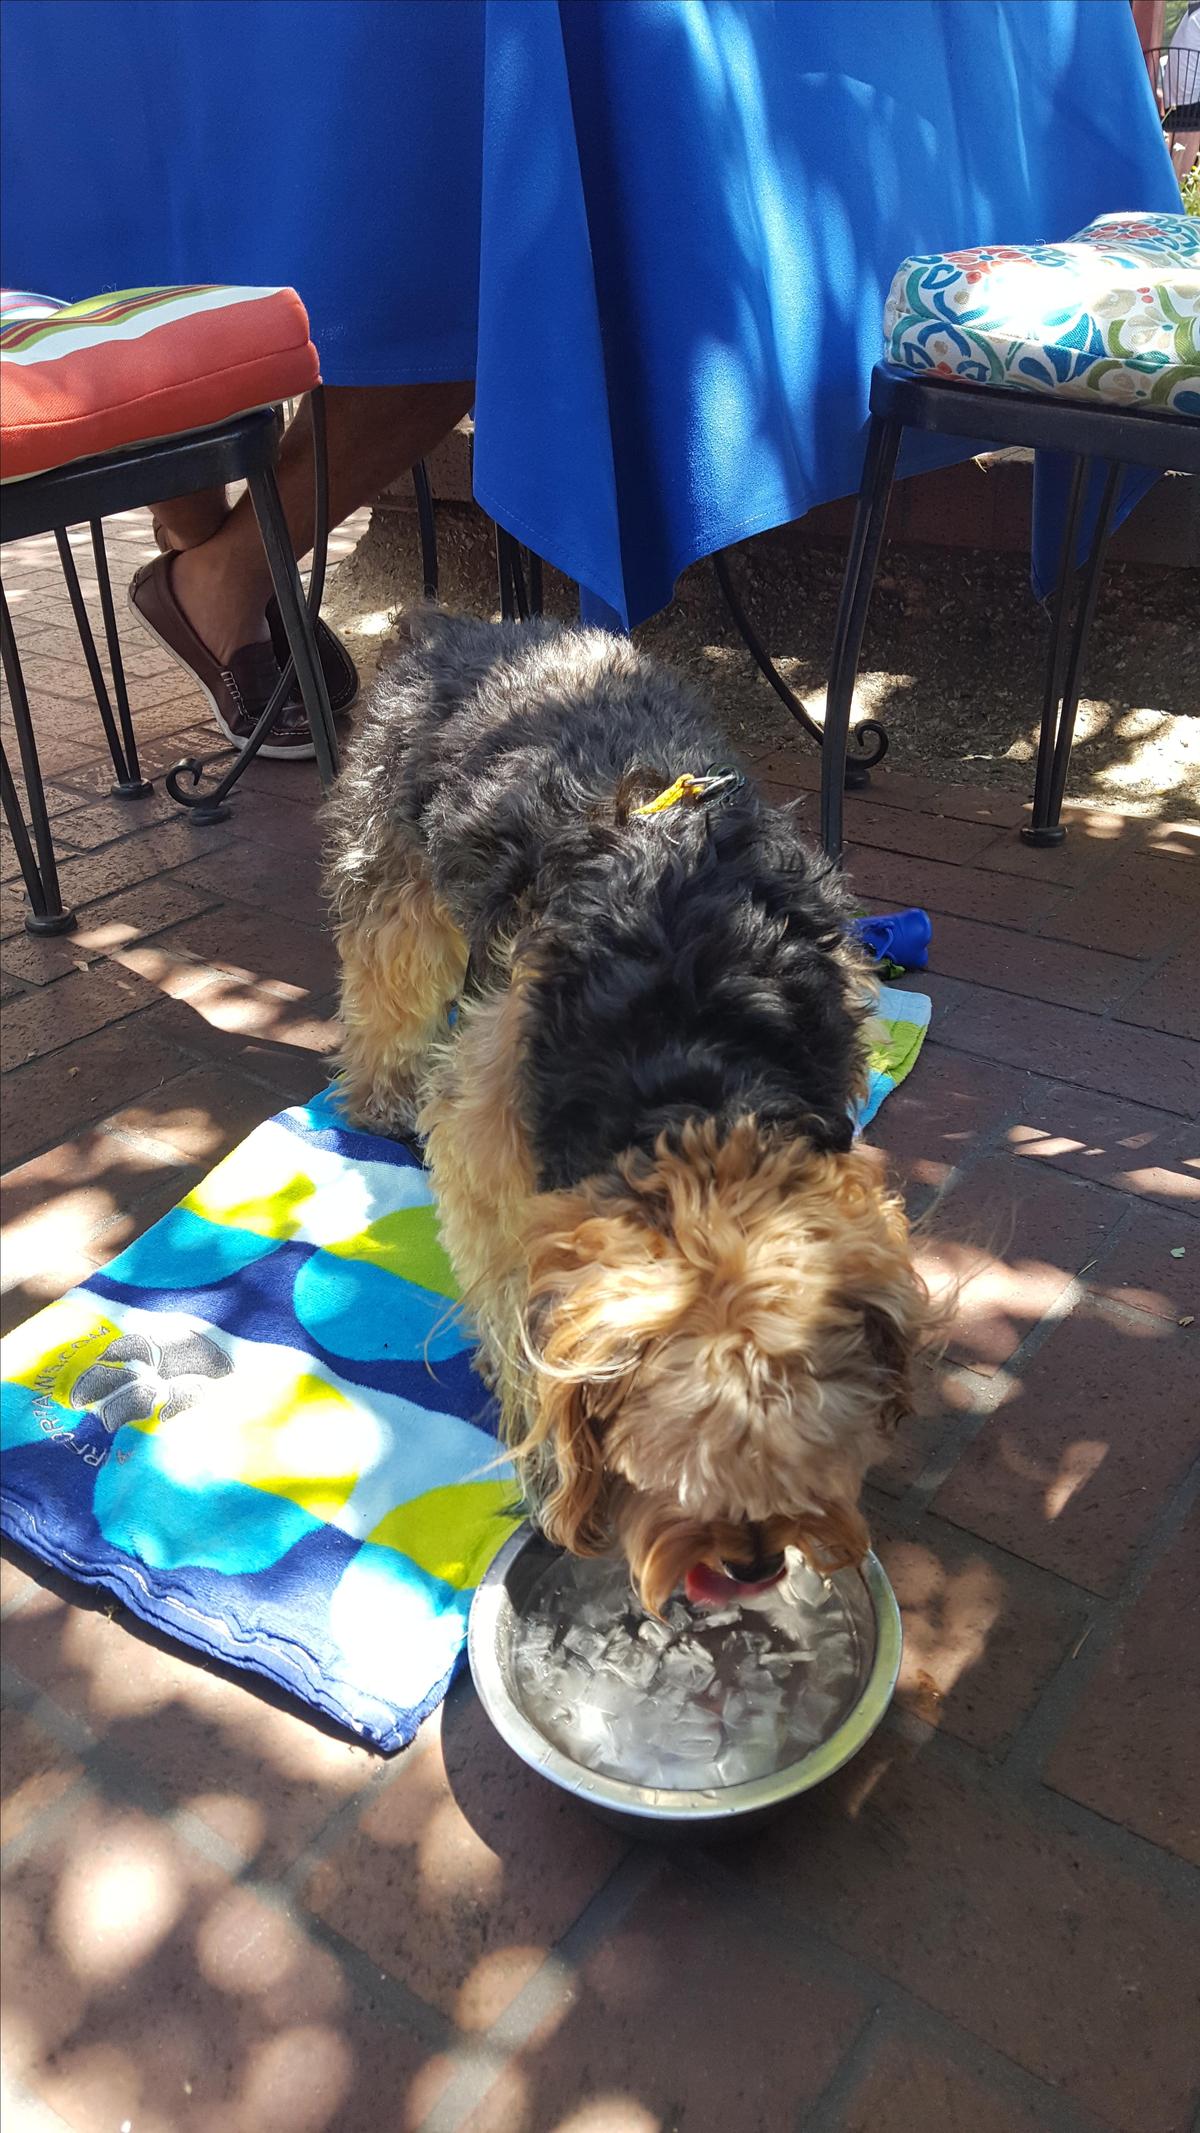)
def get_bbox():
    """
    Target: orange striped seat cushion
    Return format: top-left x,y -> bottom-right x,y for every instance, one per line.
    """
0,284 -> 320,481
